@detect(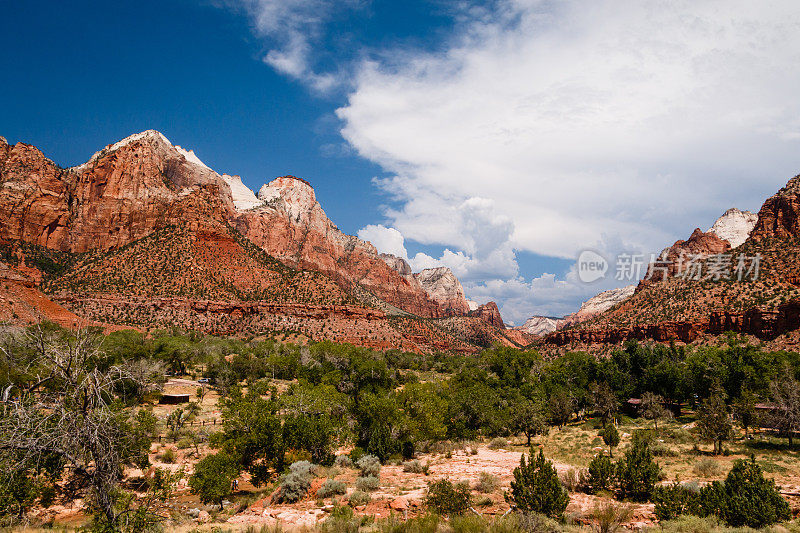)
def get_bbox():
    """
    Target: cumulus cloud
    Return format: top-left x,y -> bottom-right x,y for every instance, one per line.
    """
227,0 -> 800,319
339,0 -> 800,263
